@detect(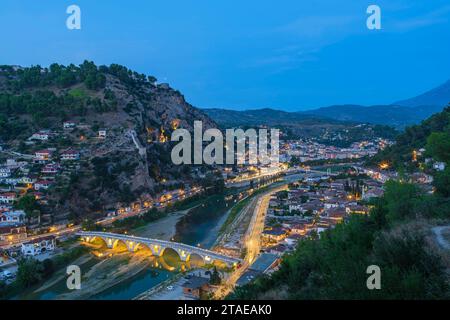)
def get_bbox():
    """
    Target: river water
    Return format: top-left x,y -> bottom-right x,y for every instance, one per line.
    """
93,195 -> 233,300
